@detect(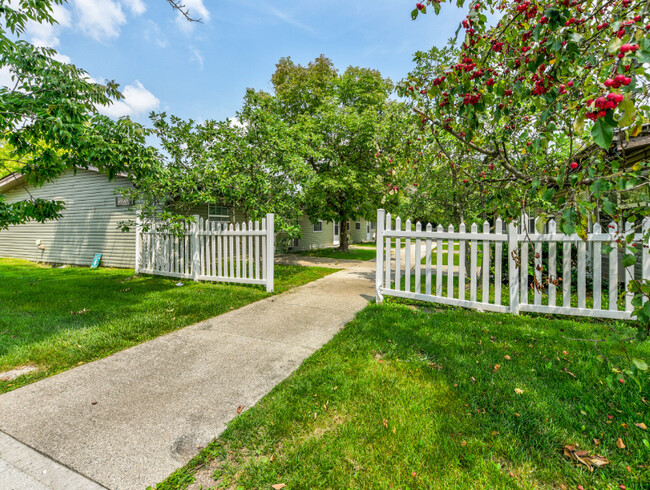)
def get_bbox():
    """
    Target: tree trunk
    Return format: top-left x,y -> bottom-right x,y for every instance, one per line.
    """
339,219 -> 350,251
